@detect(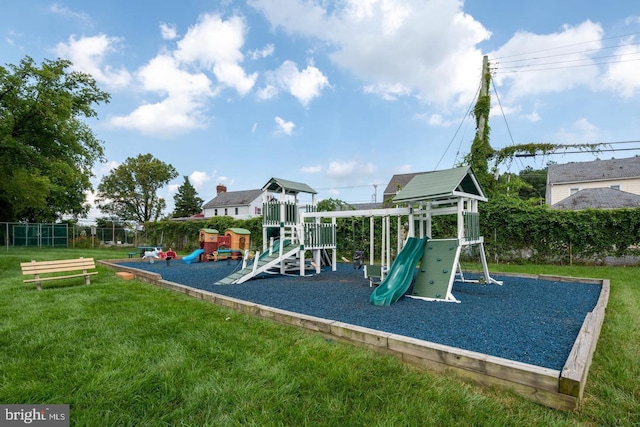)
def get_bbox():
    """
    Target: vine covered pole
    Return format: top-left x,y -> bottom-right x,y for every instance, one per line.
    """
468,55 -> 495,195
477,55 -> 489,144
